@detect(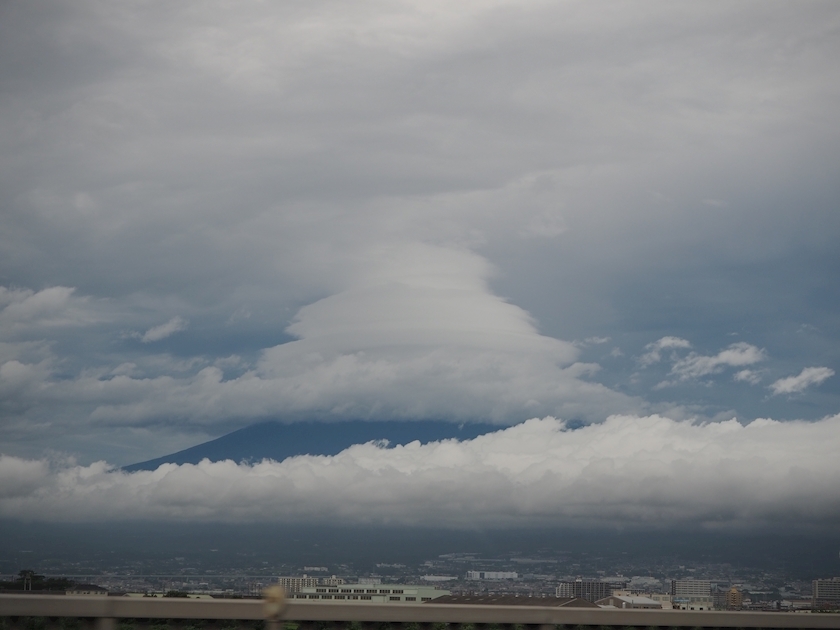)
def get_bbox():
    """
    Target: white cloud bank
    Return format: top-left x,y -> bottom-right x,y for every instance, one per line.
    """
2,414 -> 838,528
770,367 -> 835,396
